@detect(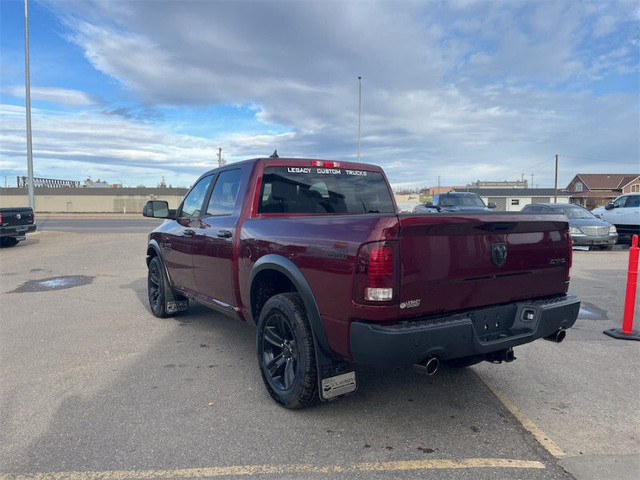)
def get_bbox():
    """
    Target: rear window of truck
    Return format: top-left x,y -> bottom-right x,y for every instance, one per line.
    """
258,166 -> 395,214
